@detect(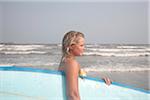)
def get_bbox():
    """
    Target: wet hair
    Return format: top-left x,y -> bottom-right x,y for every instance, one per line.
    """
61,30 -> 84,58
